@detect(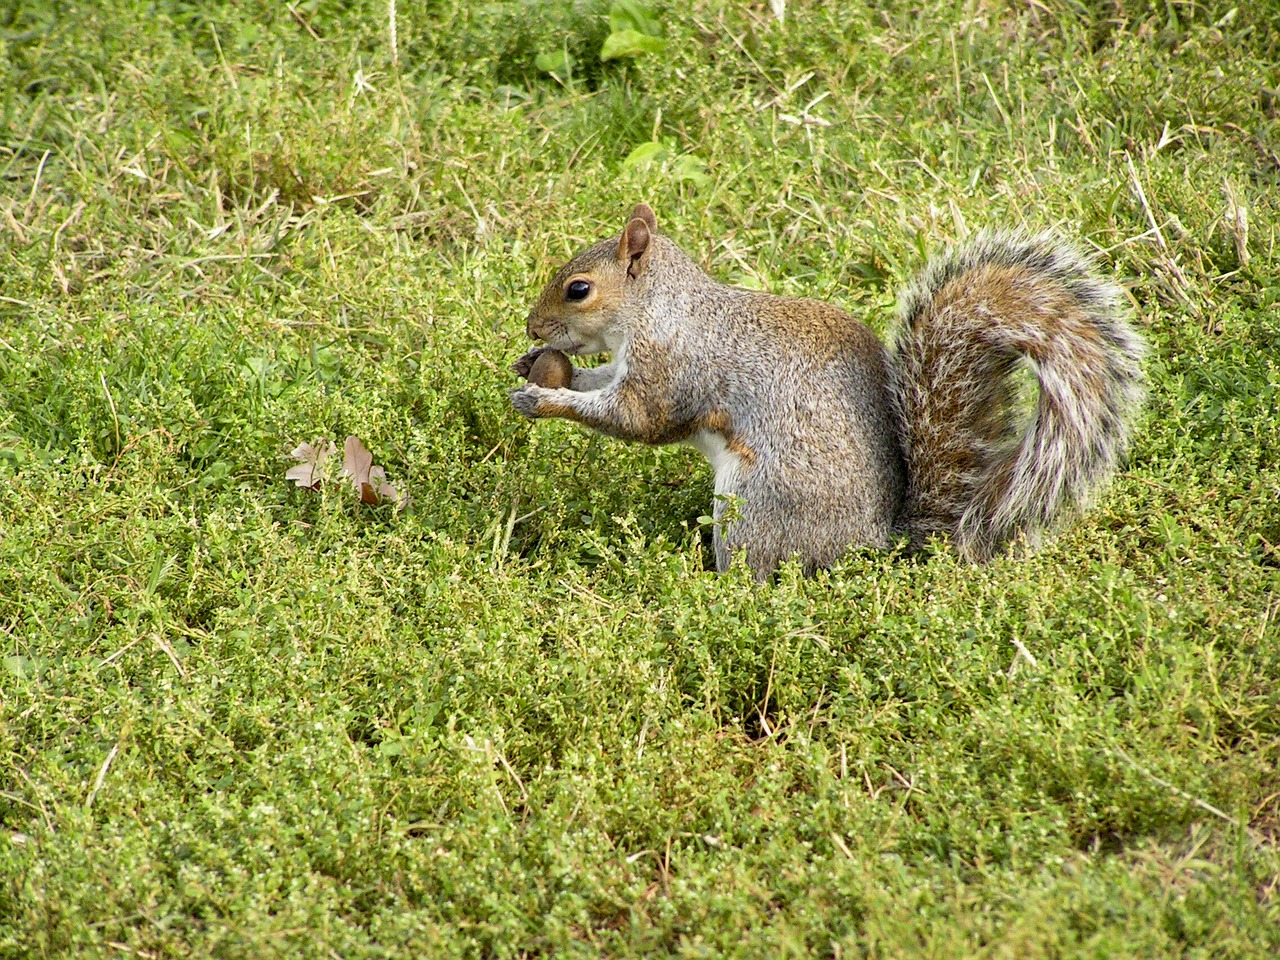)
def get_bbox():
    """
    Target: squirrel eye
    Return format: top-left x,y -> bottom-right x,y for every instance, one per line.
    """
565,279 -> 592,302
